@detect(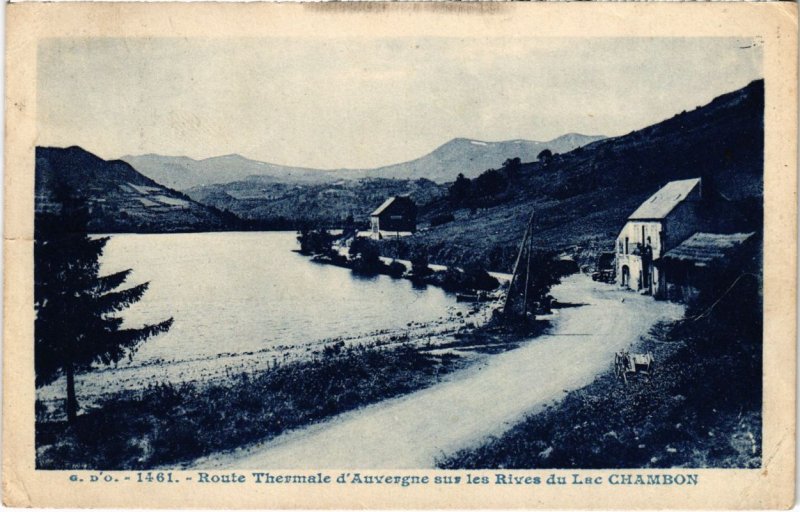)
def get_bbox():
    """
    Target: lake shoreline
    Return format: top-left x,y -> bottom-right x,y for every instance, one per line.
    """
38,232 -> 482,407
36,300 -> 540,470
34,231 -> 538,470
